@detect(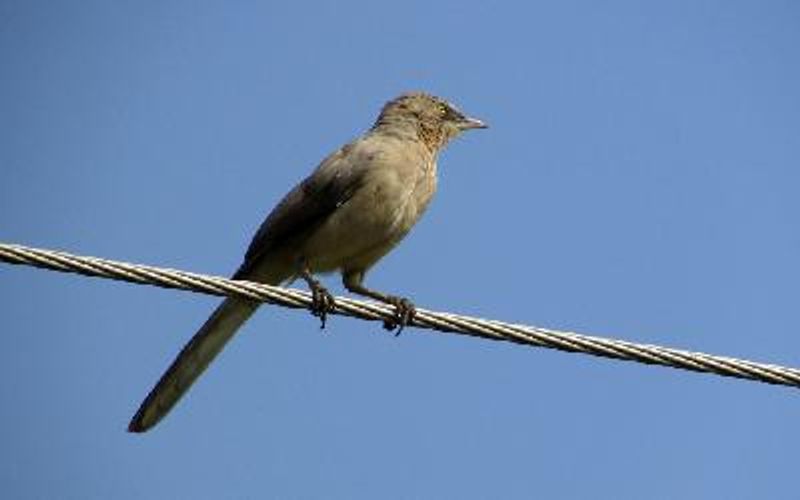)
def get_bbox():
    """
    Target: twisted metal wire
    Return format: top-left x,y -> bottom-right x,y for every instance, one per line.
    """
2,242 -> 799,389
